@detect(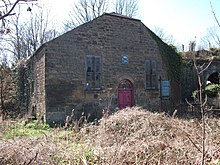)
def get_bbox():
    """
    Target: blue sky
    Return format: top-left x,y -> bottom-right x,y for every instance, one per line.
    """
139,0 -> 220,49
41,0 -> 220,49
